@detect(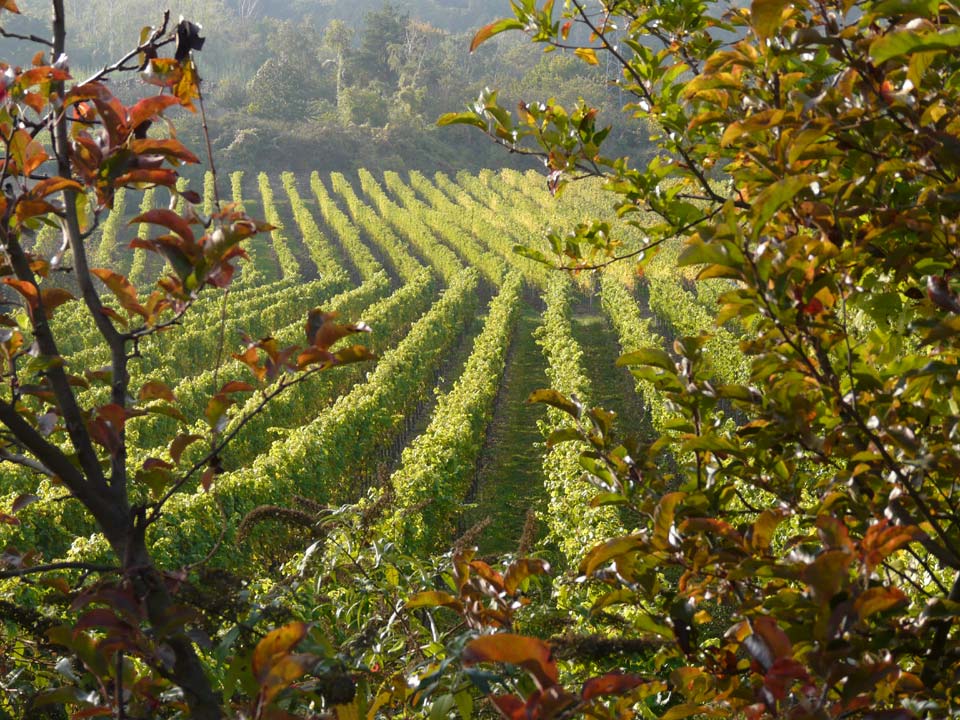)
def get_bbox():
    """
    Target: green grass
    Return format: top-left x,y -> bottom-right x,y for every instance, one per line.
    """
465,298 -> 550,555
569,292 -> 650,440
